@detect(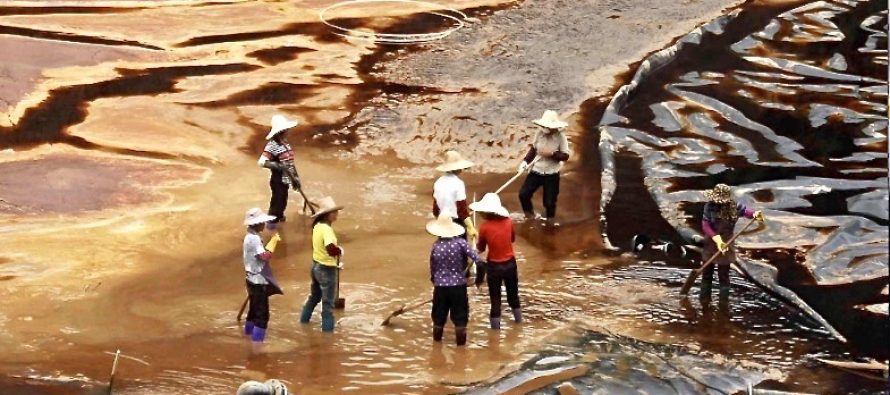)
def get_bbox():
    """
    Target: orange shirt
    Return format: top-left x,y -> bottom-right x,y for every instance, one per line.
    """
477,217 -> 515,263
